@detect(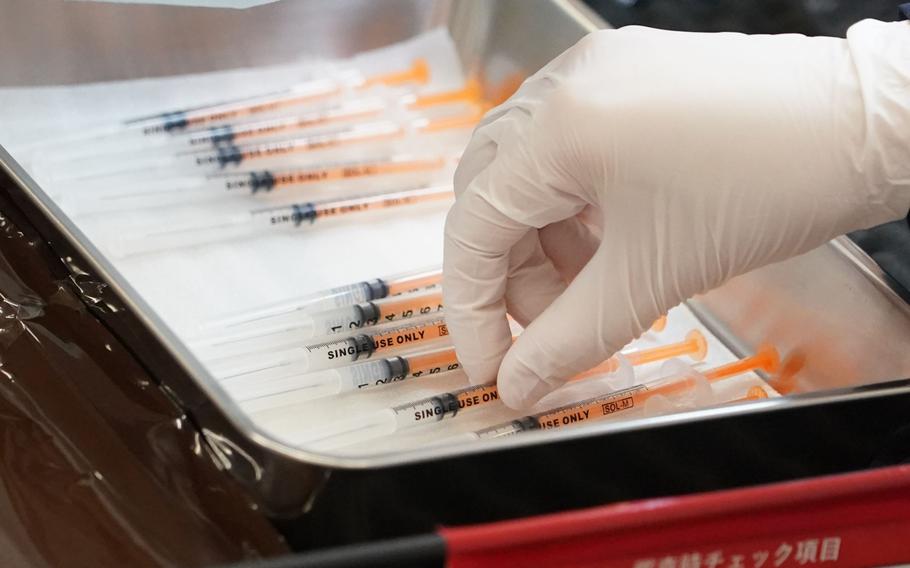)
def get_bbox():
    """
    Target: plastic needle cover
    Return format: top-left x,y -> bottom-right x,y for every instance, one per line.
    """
192,288 -> 445,361
199,266 -> 441,334
105,184 -> 454,257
